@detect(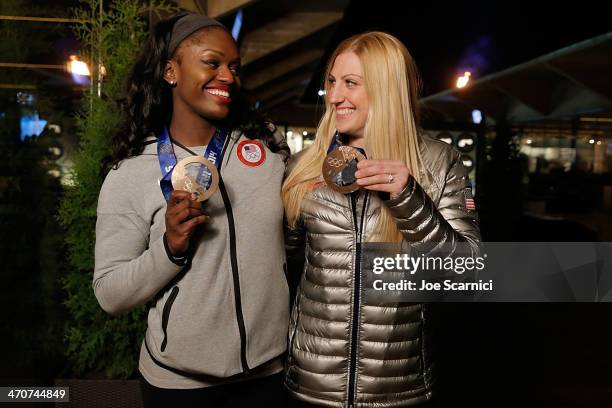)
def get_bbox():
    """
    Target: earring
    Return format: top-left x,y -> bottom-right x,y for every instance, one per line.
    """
168,80 -> 176,87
